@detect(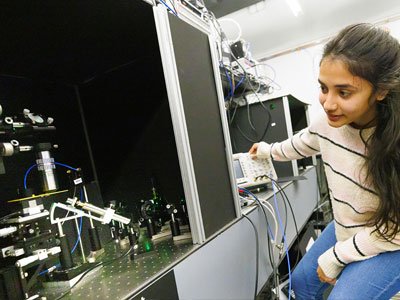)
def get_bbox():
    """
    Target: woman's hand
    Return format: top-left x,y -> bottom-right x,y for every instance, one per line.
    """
317,266 -> 336,285
249,143 -> 259,157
